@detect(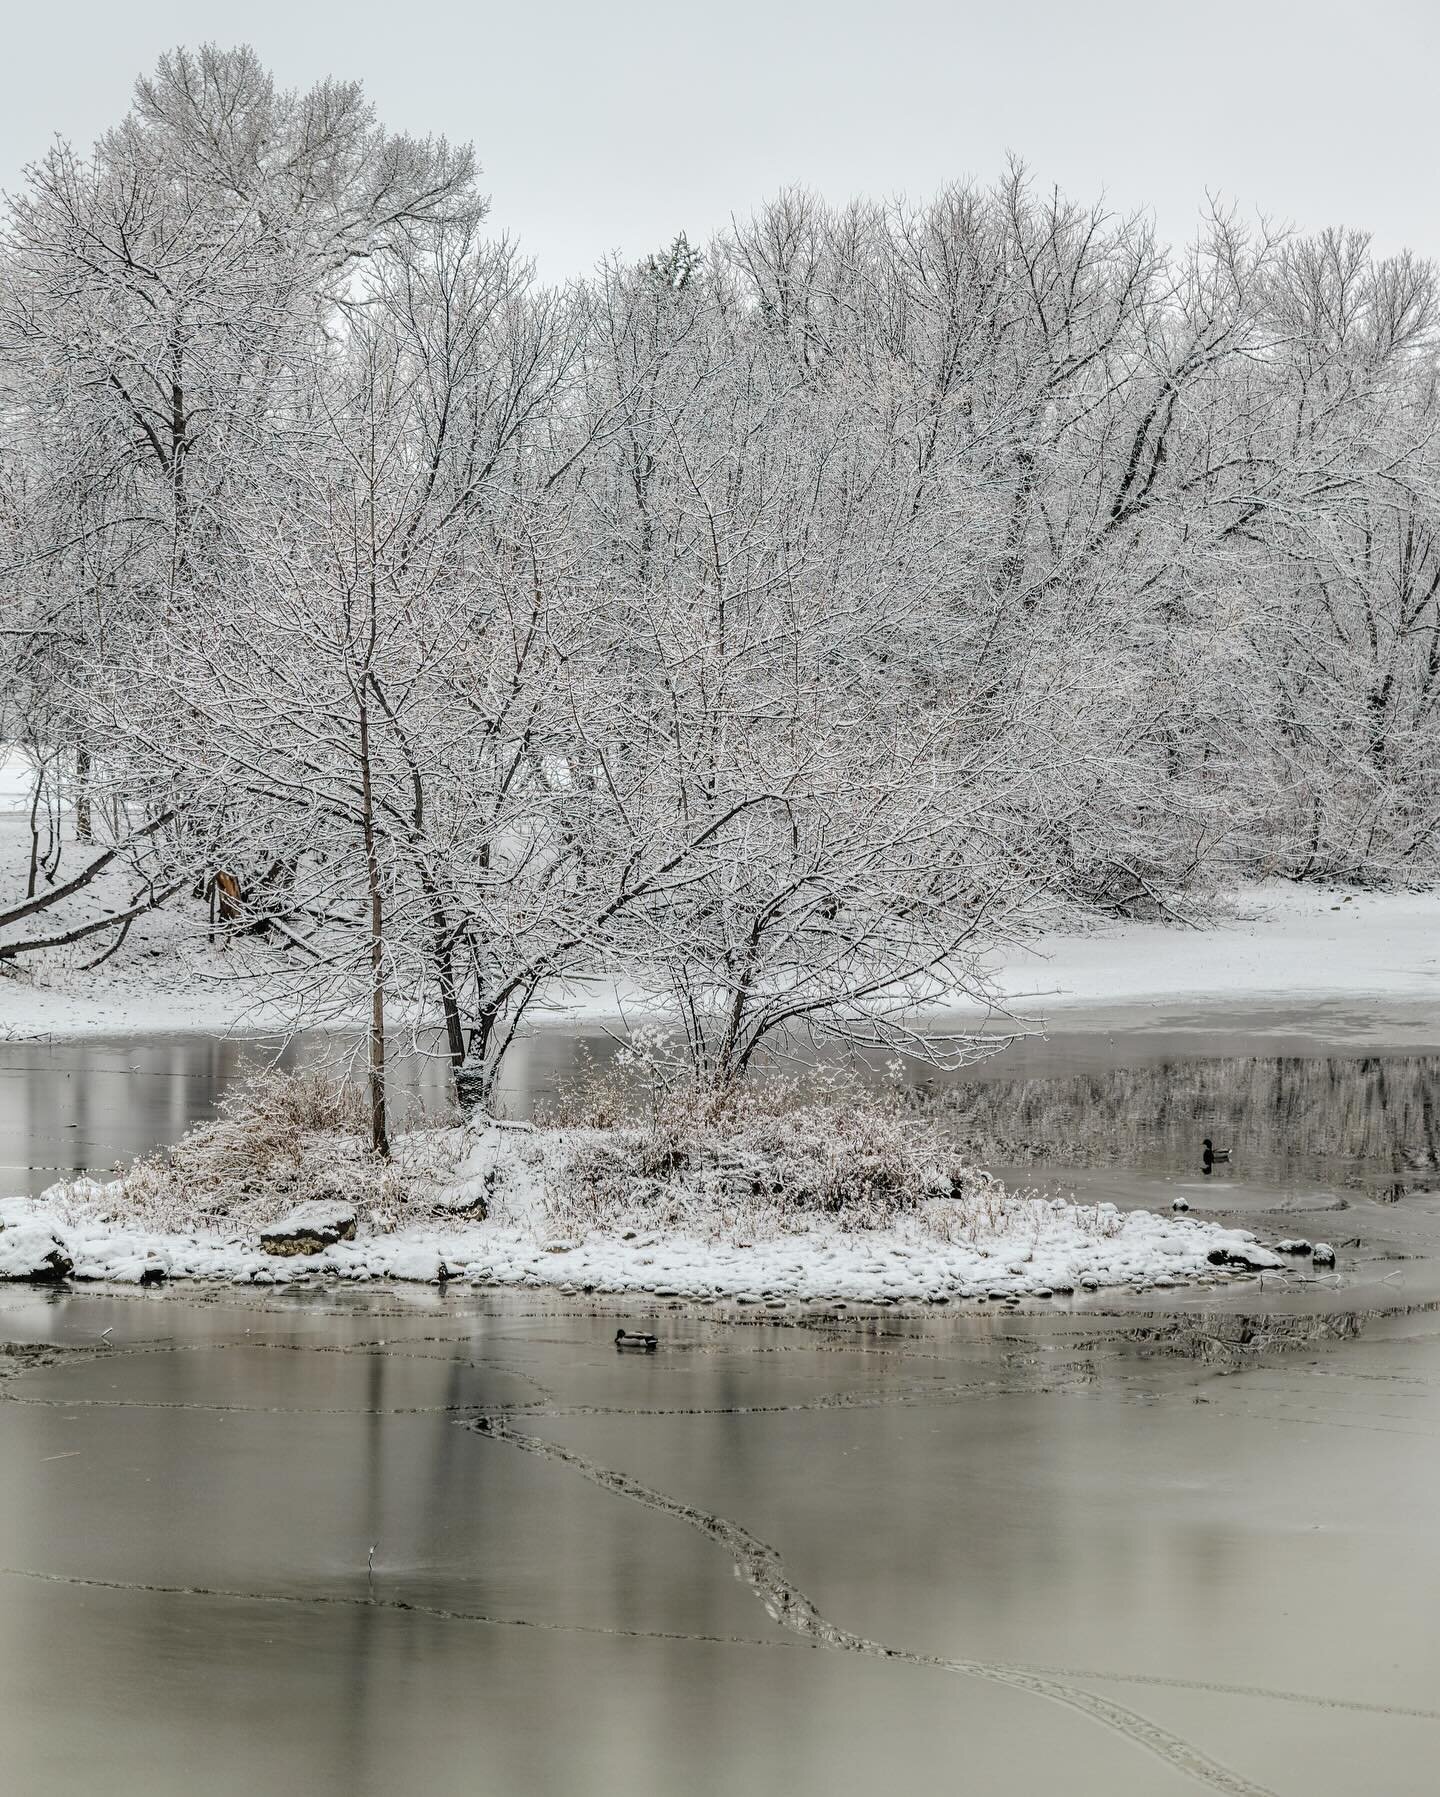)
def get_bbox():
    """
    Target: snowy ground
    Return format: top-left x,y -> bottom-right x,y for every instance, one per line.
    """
5,873 -> 1435,1043
971,884 -> 1440,1017
0,746 -> 35,814
0,1119 -> 1304,1302
0,932 -> 306,1042
0,804 -> 331,1042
